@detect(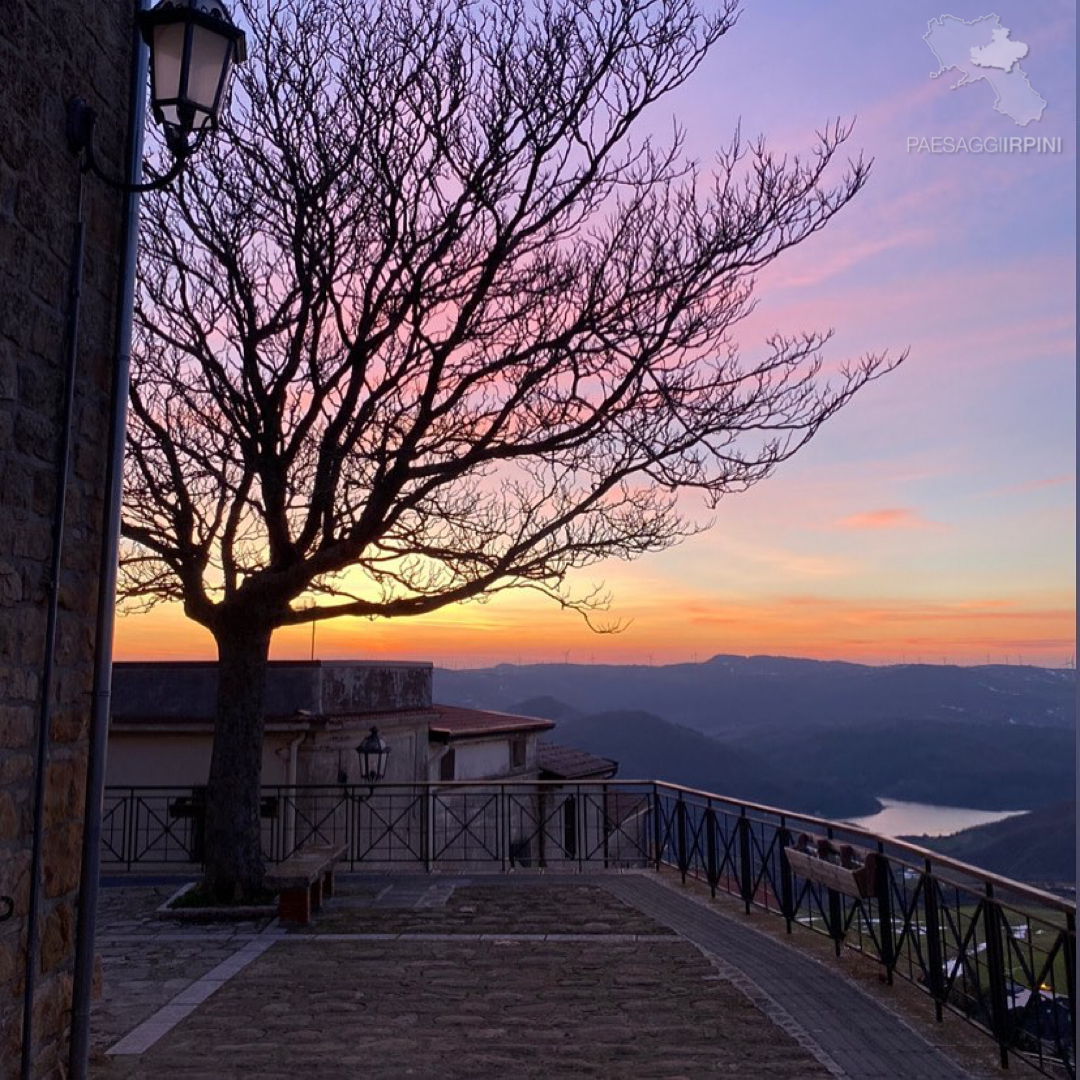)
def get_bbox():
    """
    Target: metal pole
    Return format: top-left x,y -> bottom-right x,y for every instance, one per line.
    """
983,883 -> 1011,1069
20,172 -> 86,1080
651,785 -> 662,871
922,858 -> 945,1022
68,6 -> 147,1074
704,803 -> 718,898
778,819 -> 794,934
874,842 -> 895,985
738,810 -> 753,914
675,794 -> 687,882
